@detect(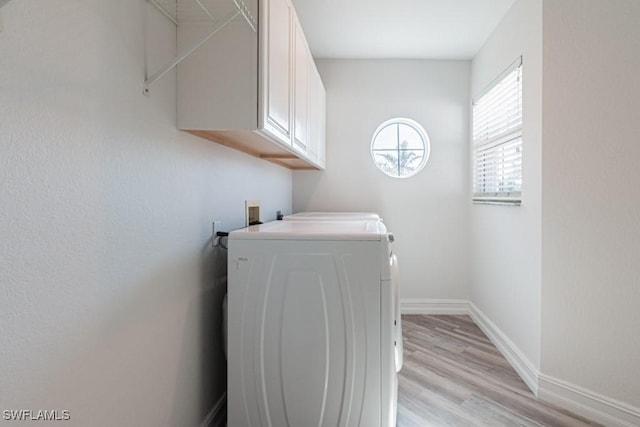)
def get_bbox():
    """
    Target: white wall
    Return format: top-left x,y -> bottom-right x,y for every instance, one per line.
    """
0,1 -> 291,426
470,0 -> 542,372
541,0 -> 640,407
293,59 -> 470,301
